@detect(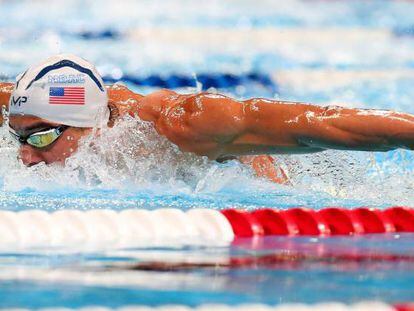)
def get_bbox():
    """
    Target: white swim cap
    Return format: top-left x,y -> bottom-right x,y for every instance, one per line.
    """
9,54 -> 109,128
